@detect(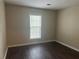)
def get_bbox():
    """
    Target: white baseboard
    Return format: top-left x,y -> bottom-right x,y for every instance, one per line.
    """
4,48 -> 8,59
8,40 -> 79,52
56,40 -> 79,52
8,40 -> 55,48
